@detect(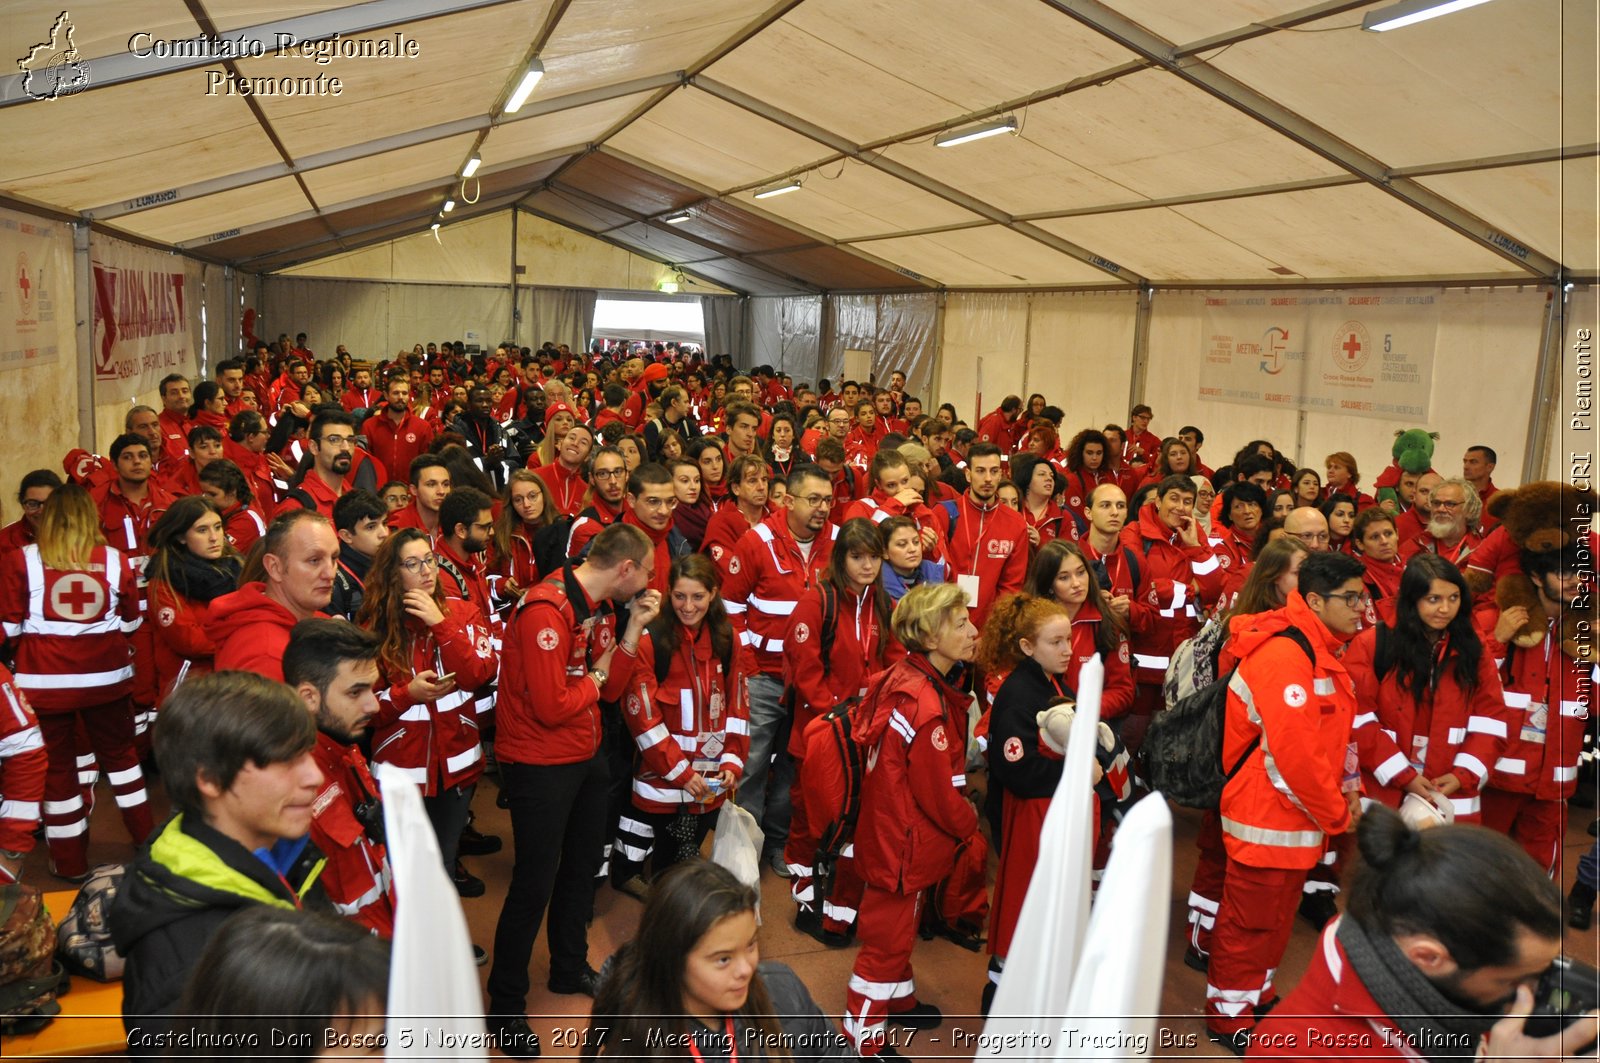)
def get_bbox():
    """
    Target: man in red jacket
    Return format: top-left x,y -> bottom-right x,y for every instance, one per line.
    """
1125,404 -> 1161,470
1205,551 -> 1363,1053
723,465 -> 838,876
939,443 -> 1028,629
208,510 -> 337,682
1252,805 -> 1585,1063
487,524 -> 658,1058
362,377 -> 435,486
976,396 -> 1025,452
156,374 -> 193,461
0,663 -> 46,883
